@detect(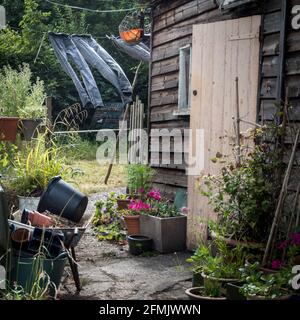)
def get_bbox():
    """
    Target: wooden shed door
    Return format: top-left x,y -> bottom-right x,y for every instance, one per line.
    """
187,16 -> 261,249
